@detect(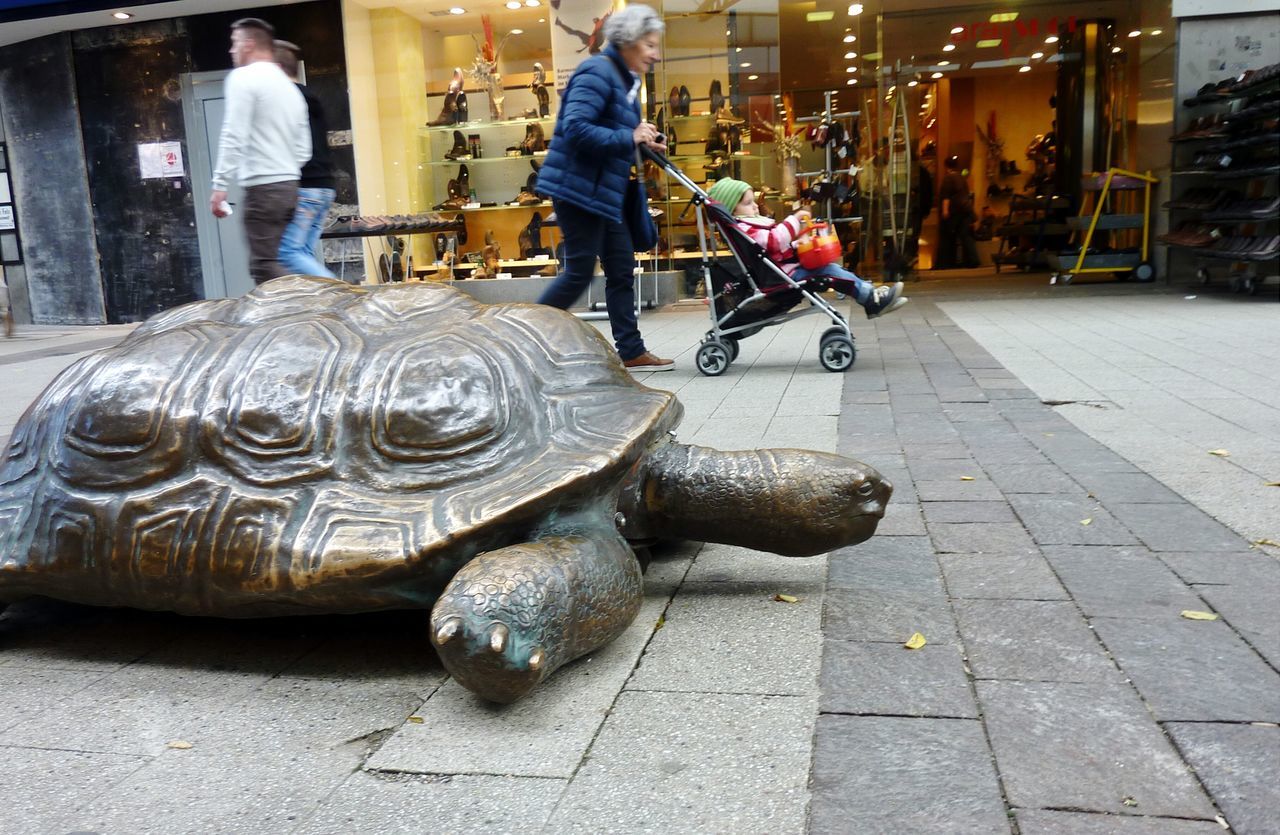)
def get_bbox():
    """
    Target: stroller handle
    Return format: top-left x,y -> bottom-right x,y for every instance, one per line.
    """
639,143 -> 709,203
